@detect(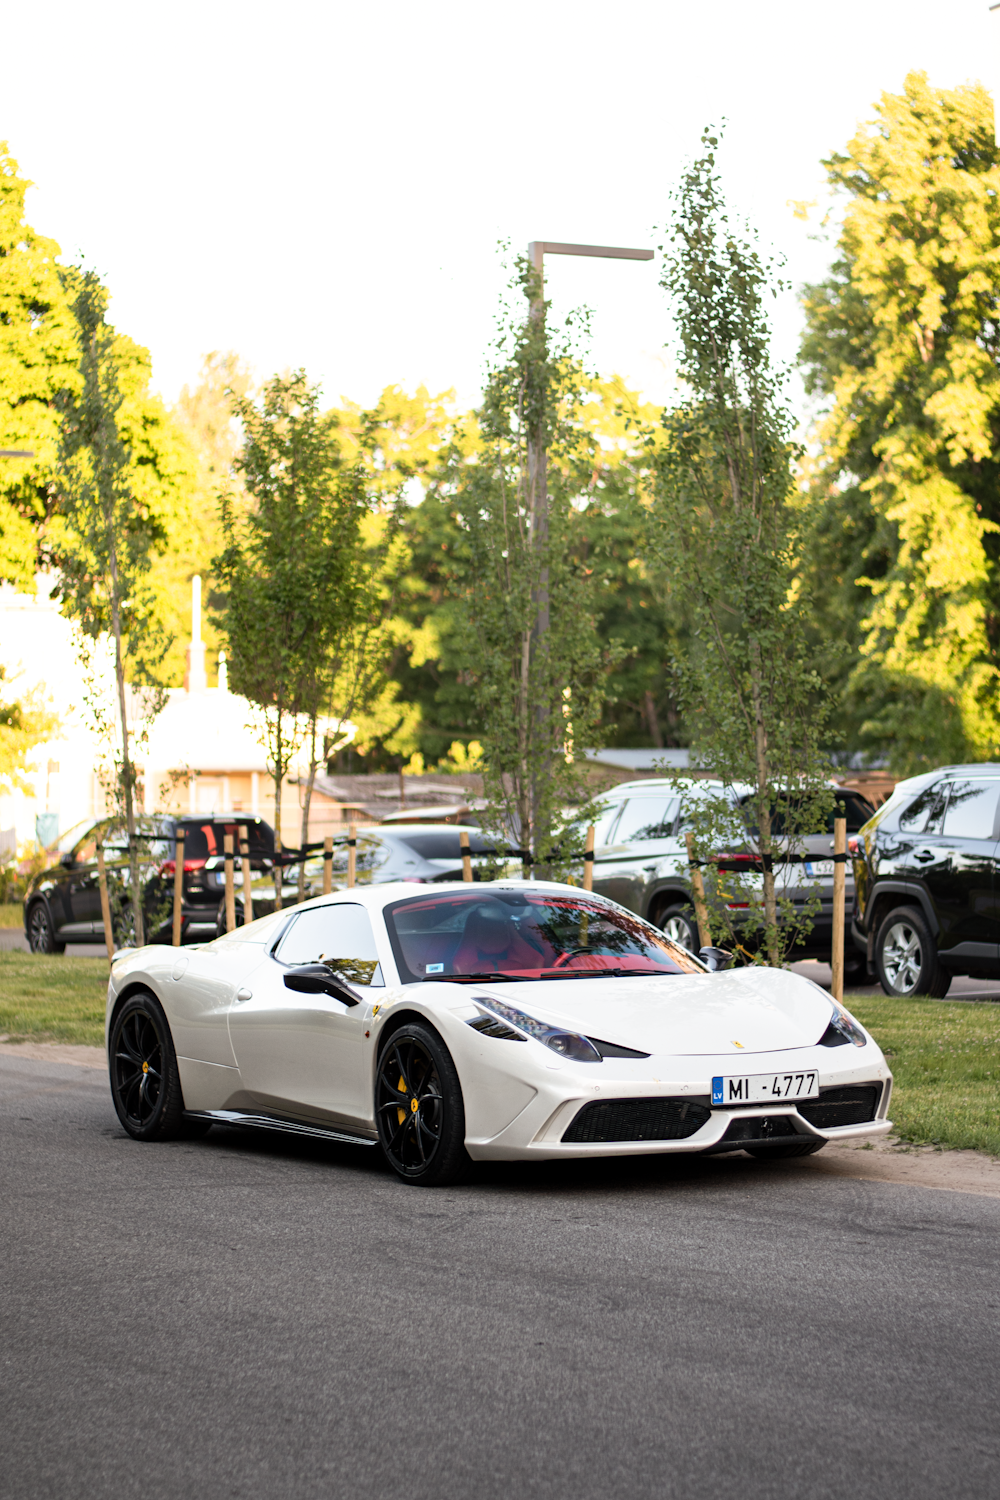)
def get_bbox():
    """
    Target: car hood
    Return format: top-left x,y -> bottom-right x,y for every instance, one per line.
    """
467,967 -> 836,1057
